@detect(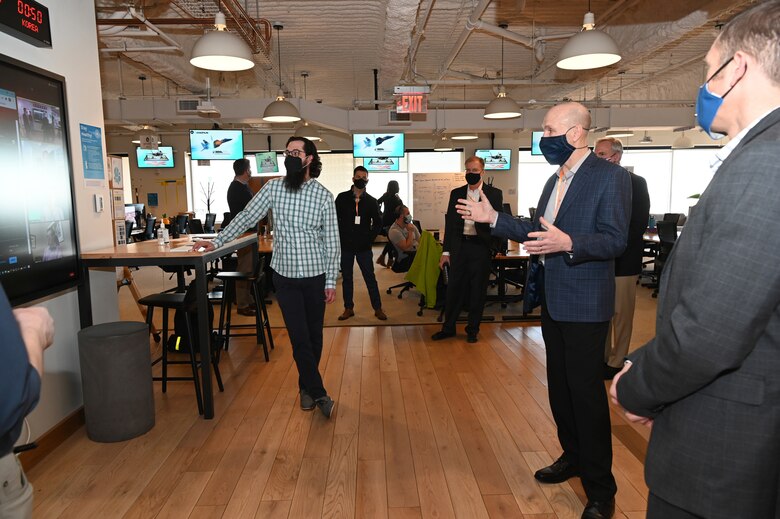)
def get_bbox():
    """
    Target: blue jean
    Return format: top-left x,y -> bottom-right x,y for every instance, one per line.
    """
341,249 -> 382,310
